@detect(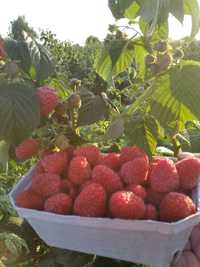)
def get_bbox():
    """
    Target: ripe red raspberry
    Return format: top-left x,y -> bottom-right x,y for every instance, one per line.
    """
126,184 -> 147,200
60,179 -> 79,200
44,193 -> 73,214
16,190 -> 44,210
160,192 -> 196,222
0,39 -> 7,59
68,156 -> 91,185
36,86 -> 58,116
176,157 -> 200,190
34,160 -> 45,173
146,187 -> 166,207
31,173 -> 61,198
41,151 -> 68,174
144,204 -> 158,220
74,145 -> 100,166
119,146 -> 149,165
98,153 -> 120,170
74,183 -> 107,217
40,149 -> 52,159
120,157 -> 149,185
150,158 -> 179,193
109,191 -> 145,219
15,138 -> 39,160
92,165 -> 123,195
79,180 -> 94,192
